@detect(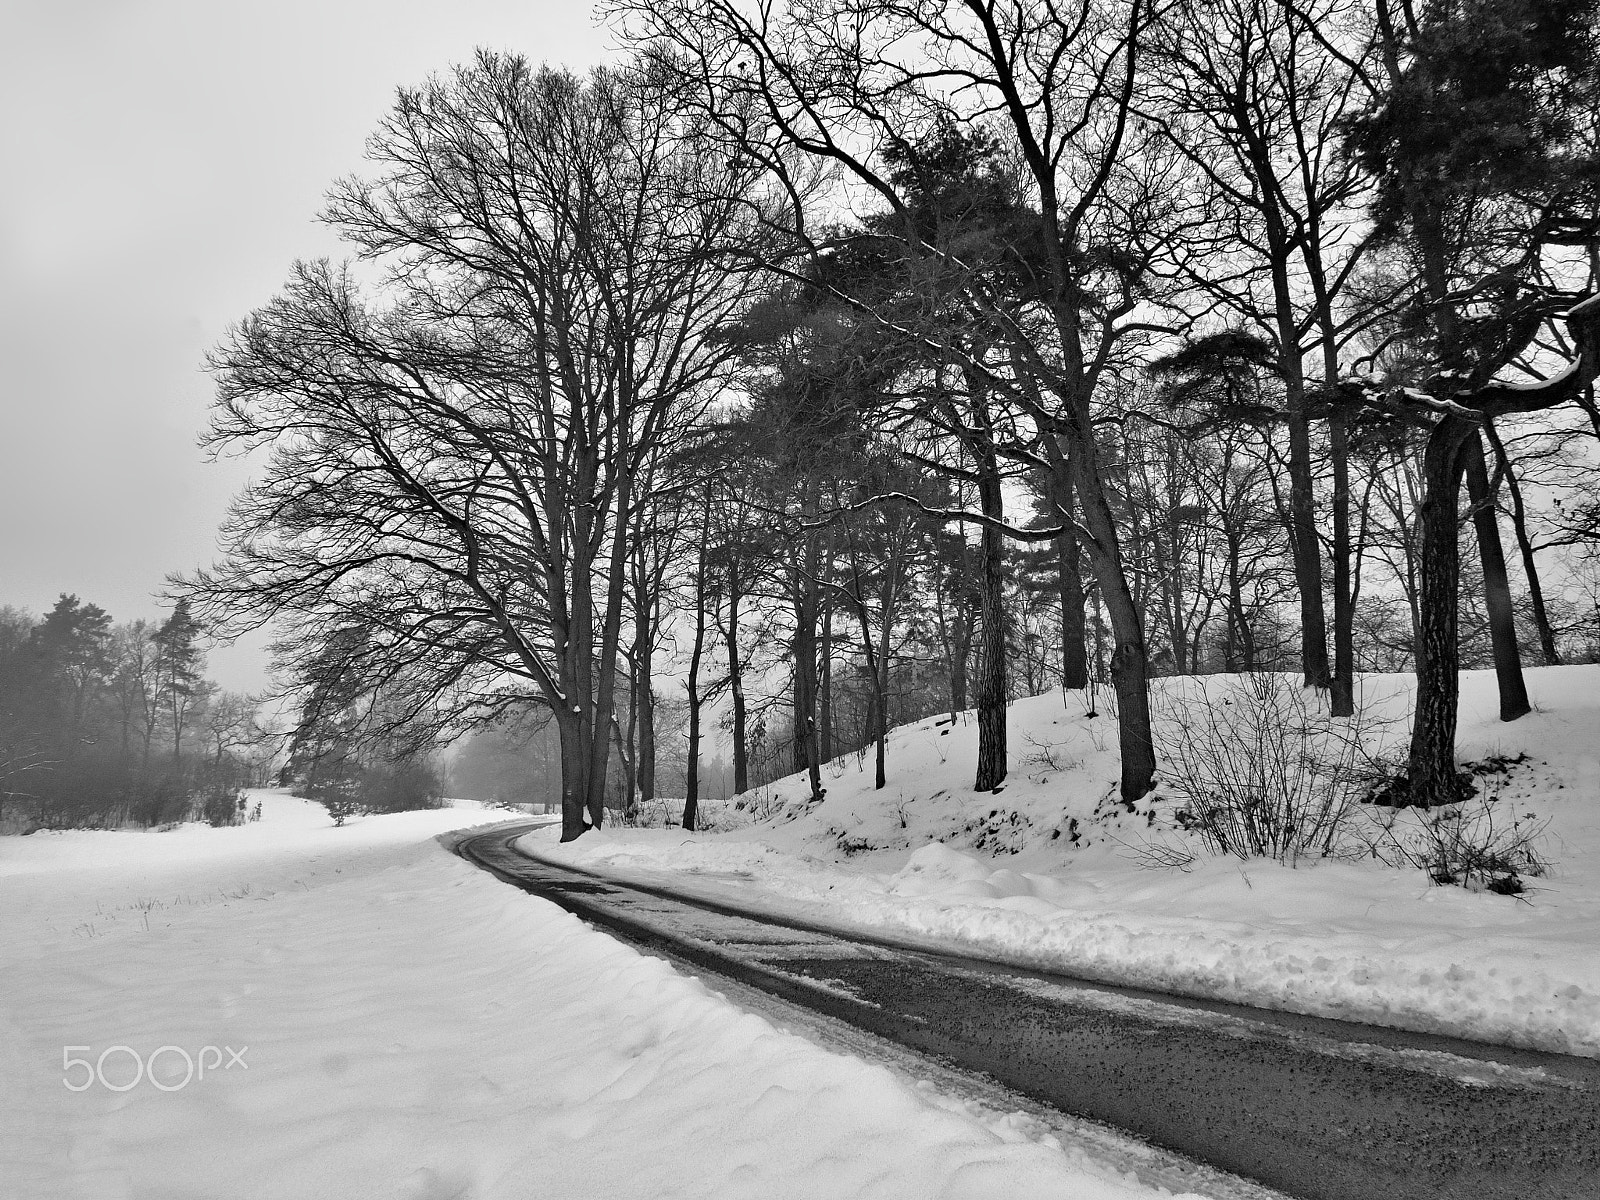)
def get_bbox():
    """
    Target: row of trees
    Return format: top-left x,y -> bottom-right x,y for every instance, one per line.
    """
186,0 -> 1600,839
0,596 -> 266,828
